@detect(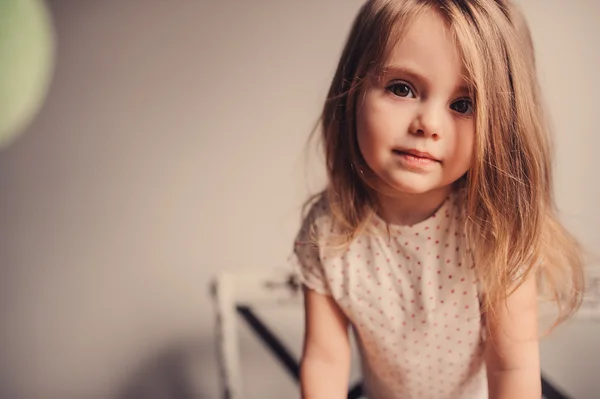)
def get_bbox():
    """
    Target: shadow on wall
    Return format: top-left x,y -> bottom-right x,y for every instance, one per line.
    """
118,342 -> 210,399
